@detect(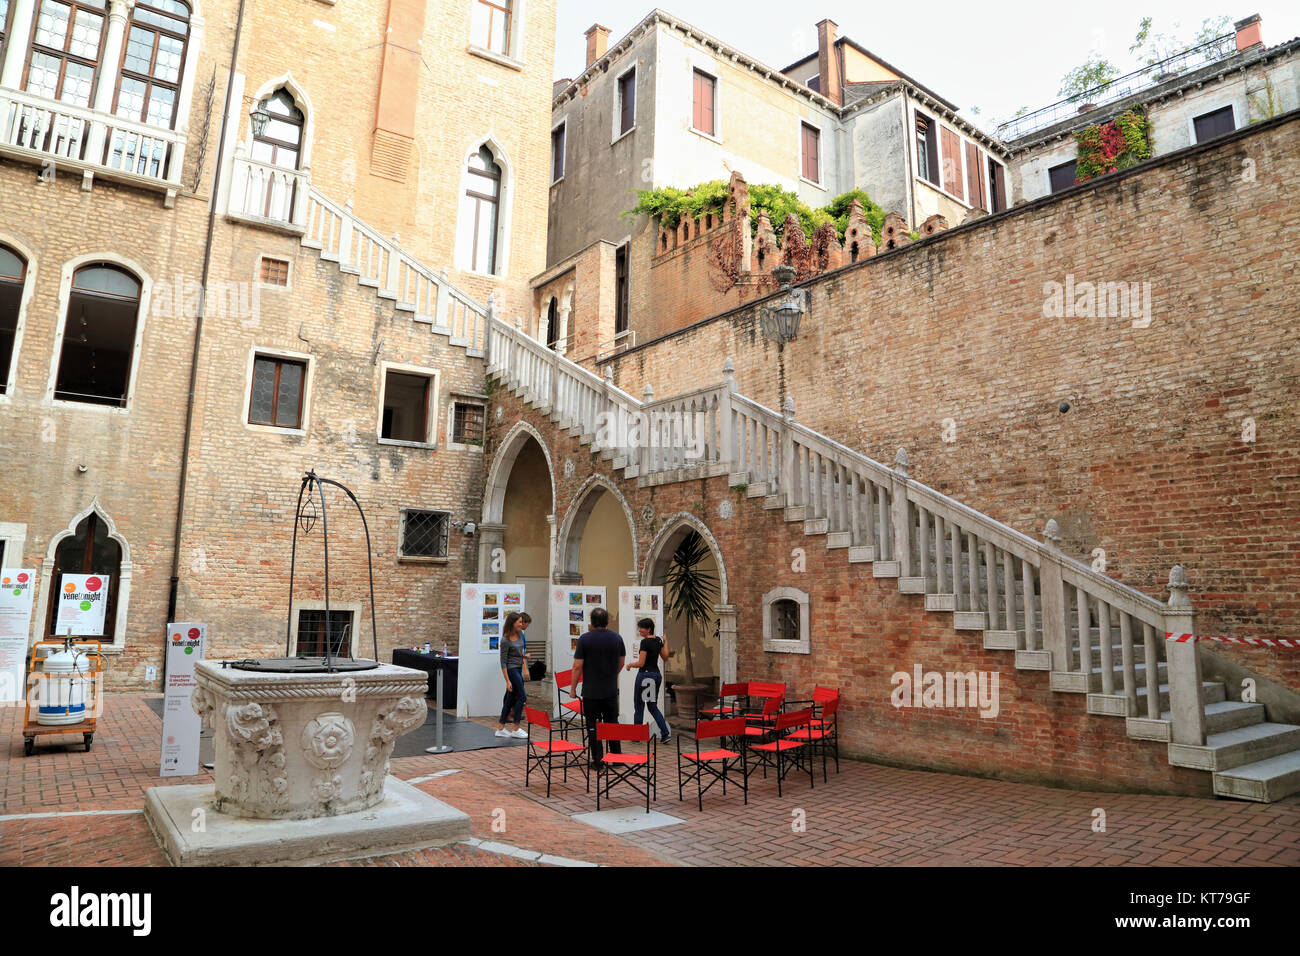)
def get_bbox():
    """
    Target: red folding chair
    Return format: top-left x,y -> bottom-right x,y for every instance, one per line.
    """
743,682 -> 786,721
748,708 -> 815,797
595,722 -> 656,813
785,696 -> 839,782
697,682 -> 748,721
524,706 -> 589,798
742,696 -> 785,756
787,685 -> 838,728
677,717 -> 747,810
553,668 -> 585,741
